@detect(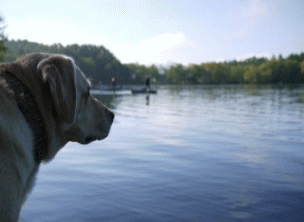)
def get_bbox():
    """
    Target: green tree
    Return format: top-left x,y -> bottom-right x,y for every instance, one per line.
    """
257,62 -> 272,83
283,60 -> 302,83
269,60 -> 303,84
300,60 -> 304,74
202,63 -> 229,84
2,36 -> 304,85
166,64 -> 187,84
0,13 -> 7,60
145,65 -> 159,83
229,65 -> 244,83
243,65 -> 259,84
187,64 -> 210,84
